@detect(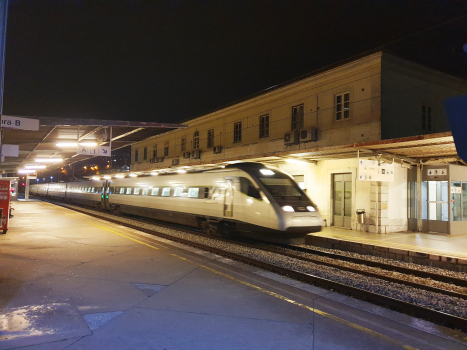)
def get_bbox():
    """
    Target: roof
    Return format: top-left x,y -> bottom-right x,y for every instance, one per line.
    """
0,116 -> 187,174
